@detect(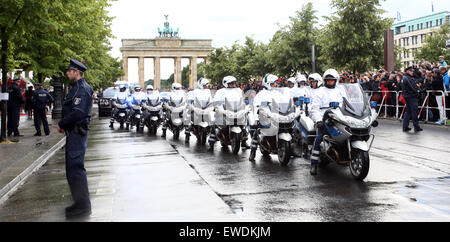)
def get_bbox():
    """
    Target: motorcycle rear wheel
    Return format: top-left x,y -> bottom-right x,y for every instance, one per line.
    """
349,150 -> 370,181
